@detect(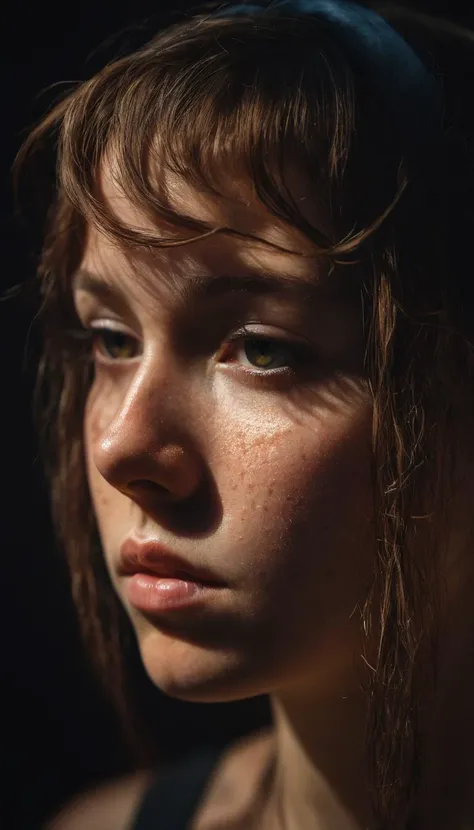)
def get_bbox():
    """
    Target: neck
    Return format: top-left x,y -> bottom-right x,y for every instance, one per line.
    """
263,686 -> 373,830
